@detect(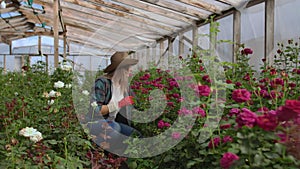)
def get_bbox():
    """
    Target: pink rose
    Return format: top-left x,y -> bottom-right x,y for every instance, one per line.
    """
232,89 -> 251,103
236,108 -> 257,128
208,137 -> 221,149
276,100 -> 300,122
172,132 -> 181,139
195,85 -> 211,97
220,152 -> 239,169
222,136 -> 233,143
257,110 -> 278,131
